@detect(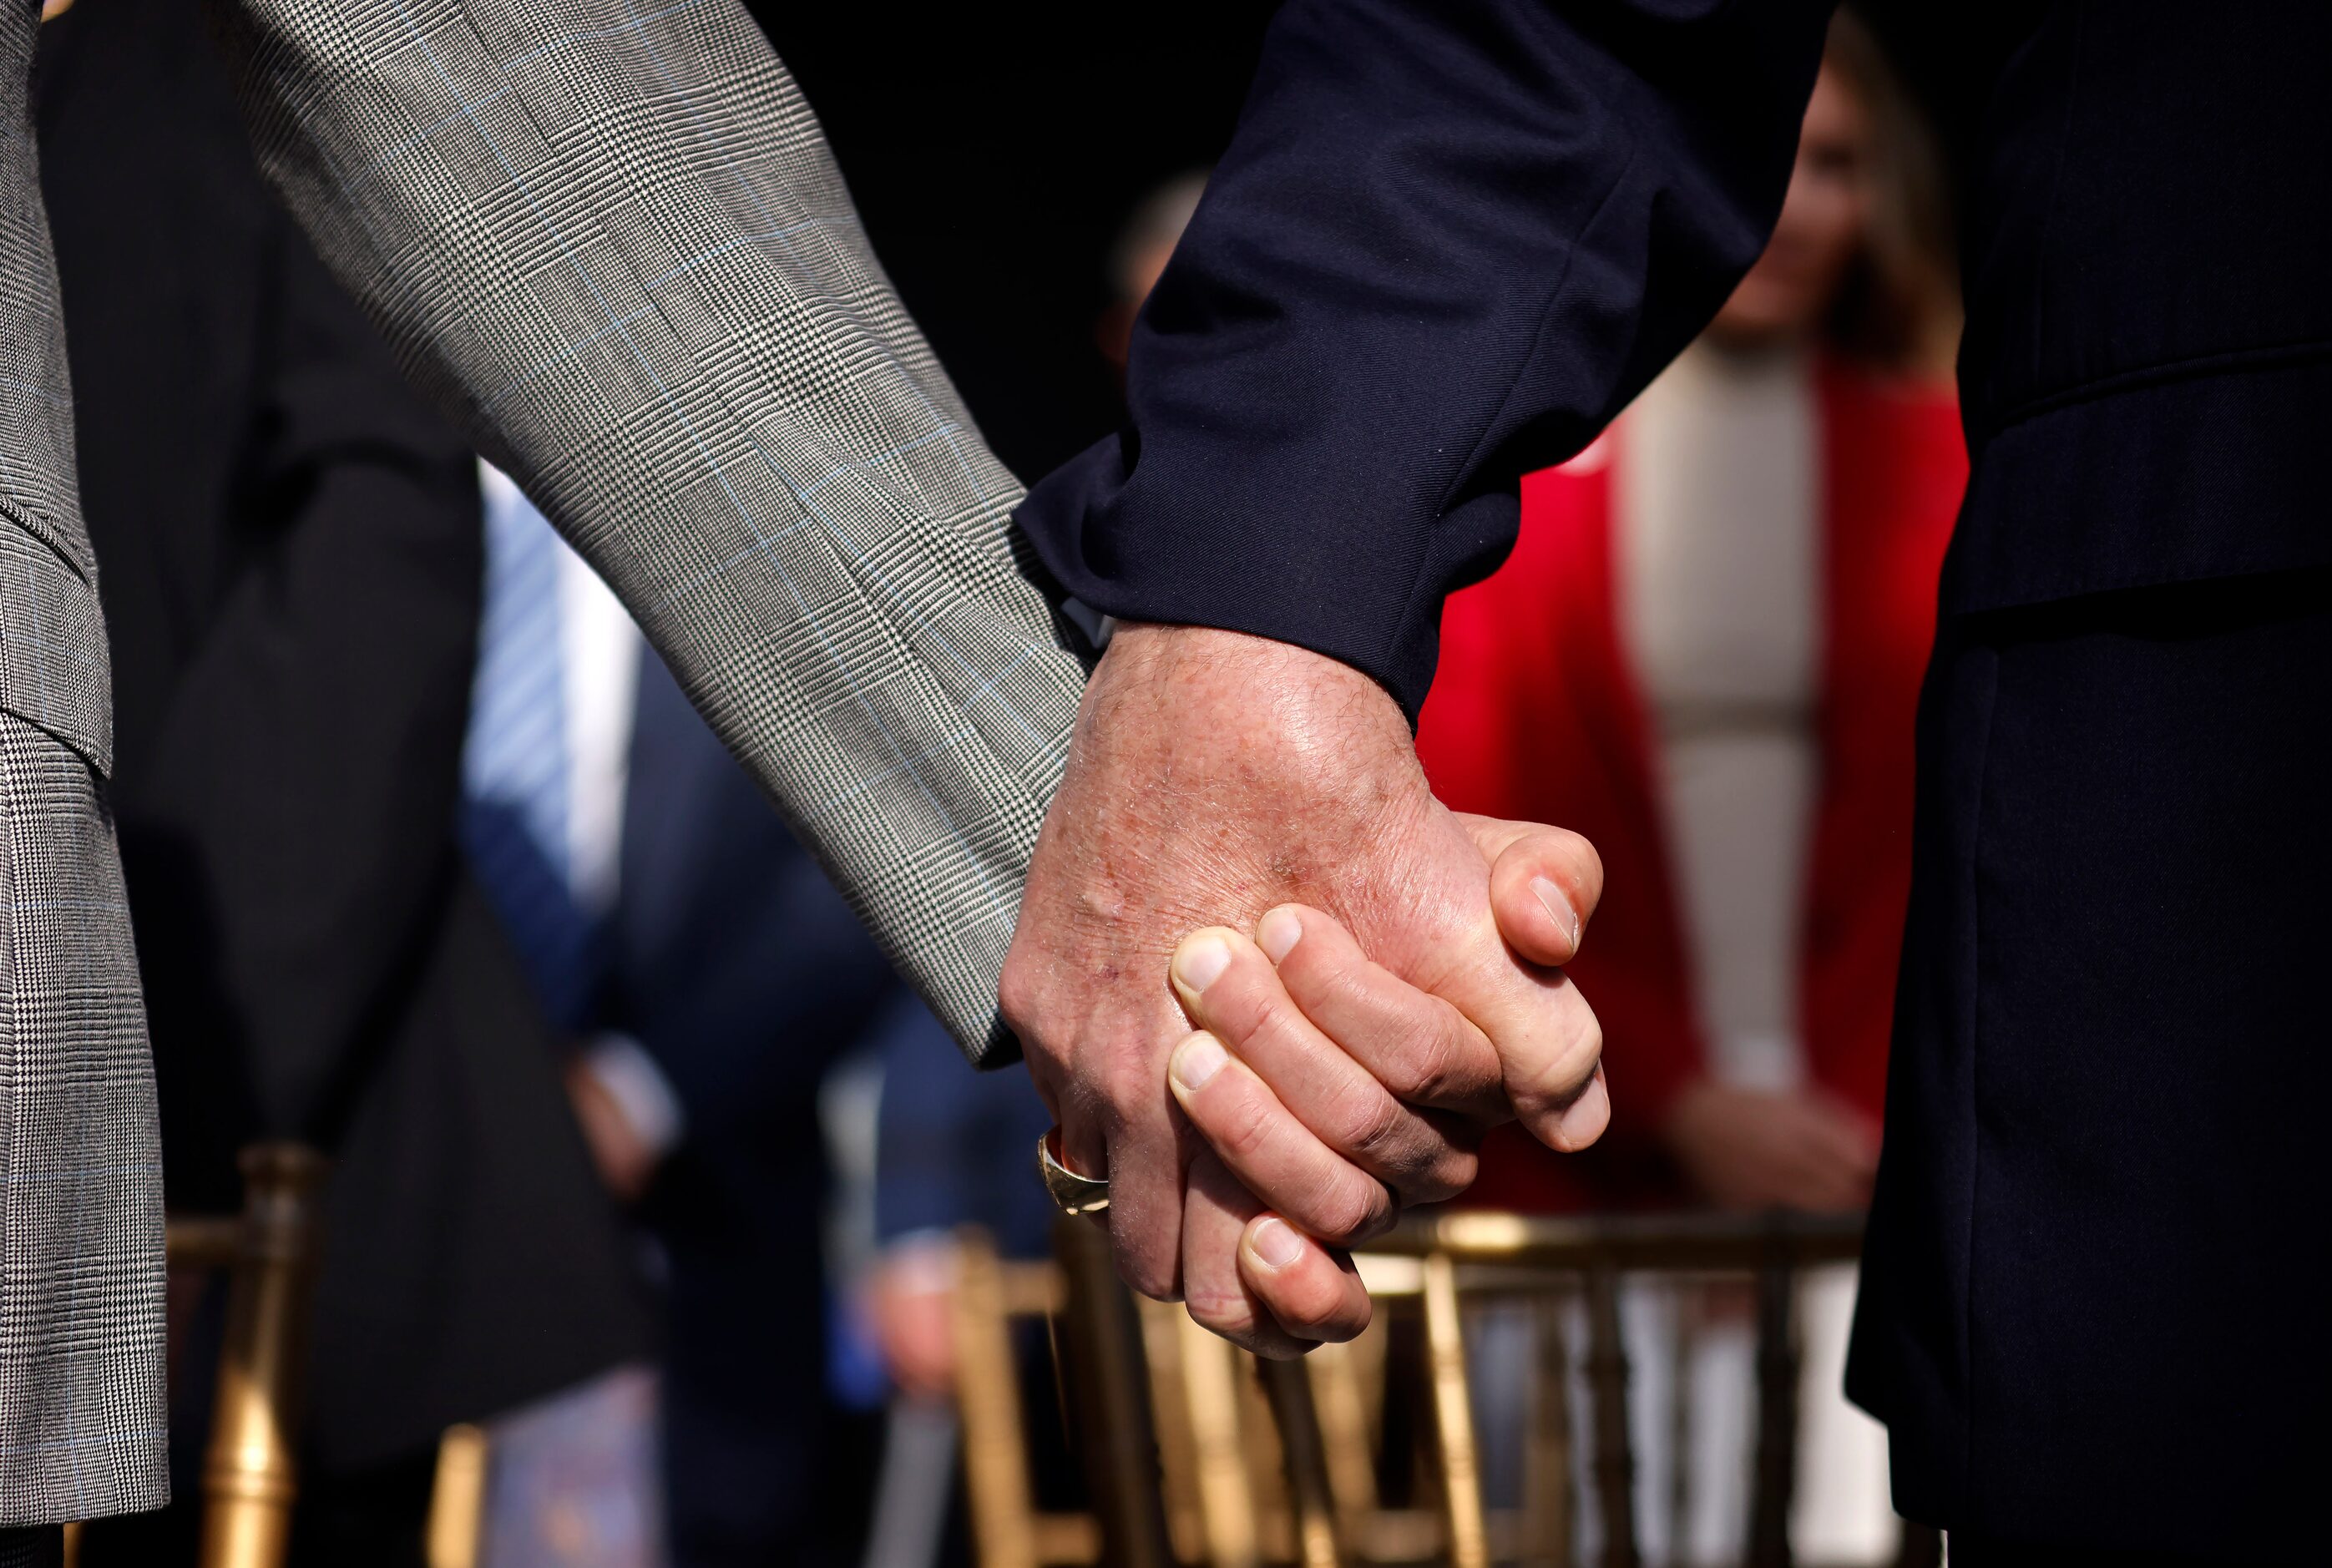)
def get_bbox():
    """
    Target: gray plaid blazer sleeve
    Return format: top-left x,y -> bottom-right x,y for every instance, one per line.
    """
210,0 -> 1087,1060
0,0 -> 167,1522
